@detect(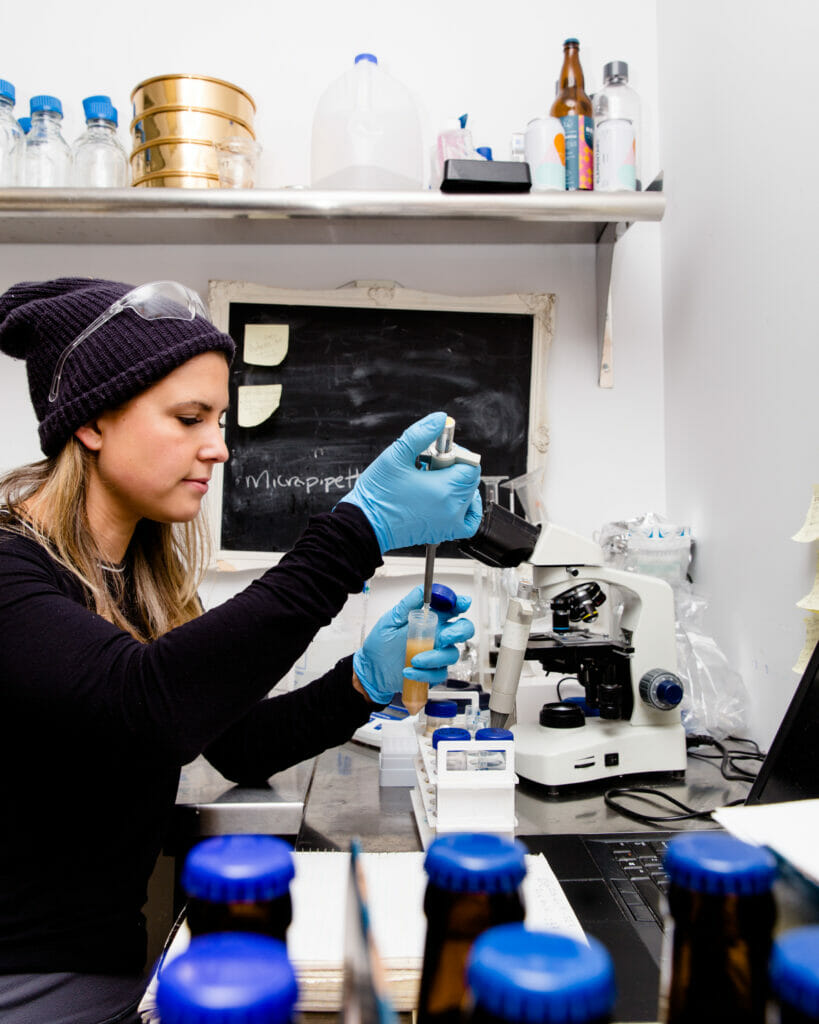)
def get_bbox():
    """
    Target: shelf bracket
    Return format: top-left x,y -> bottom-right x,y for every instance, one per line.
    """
595,220 -> 625,389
